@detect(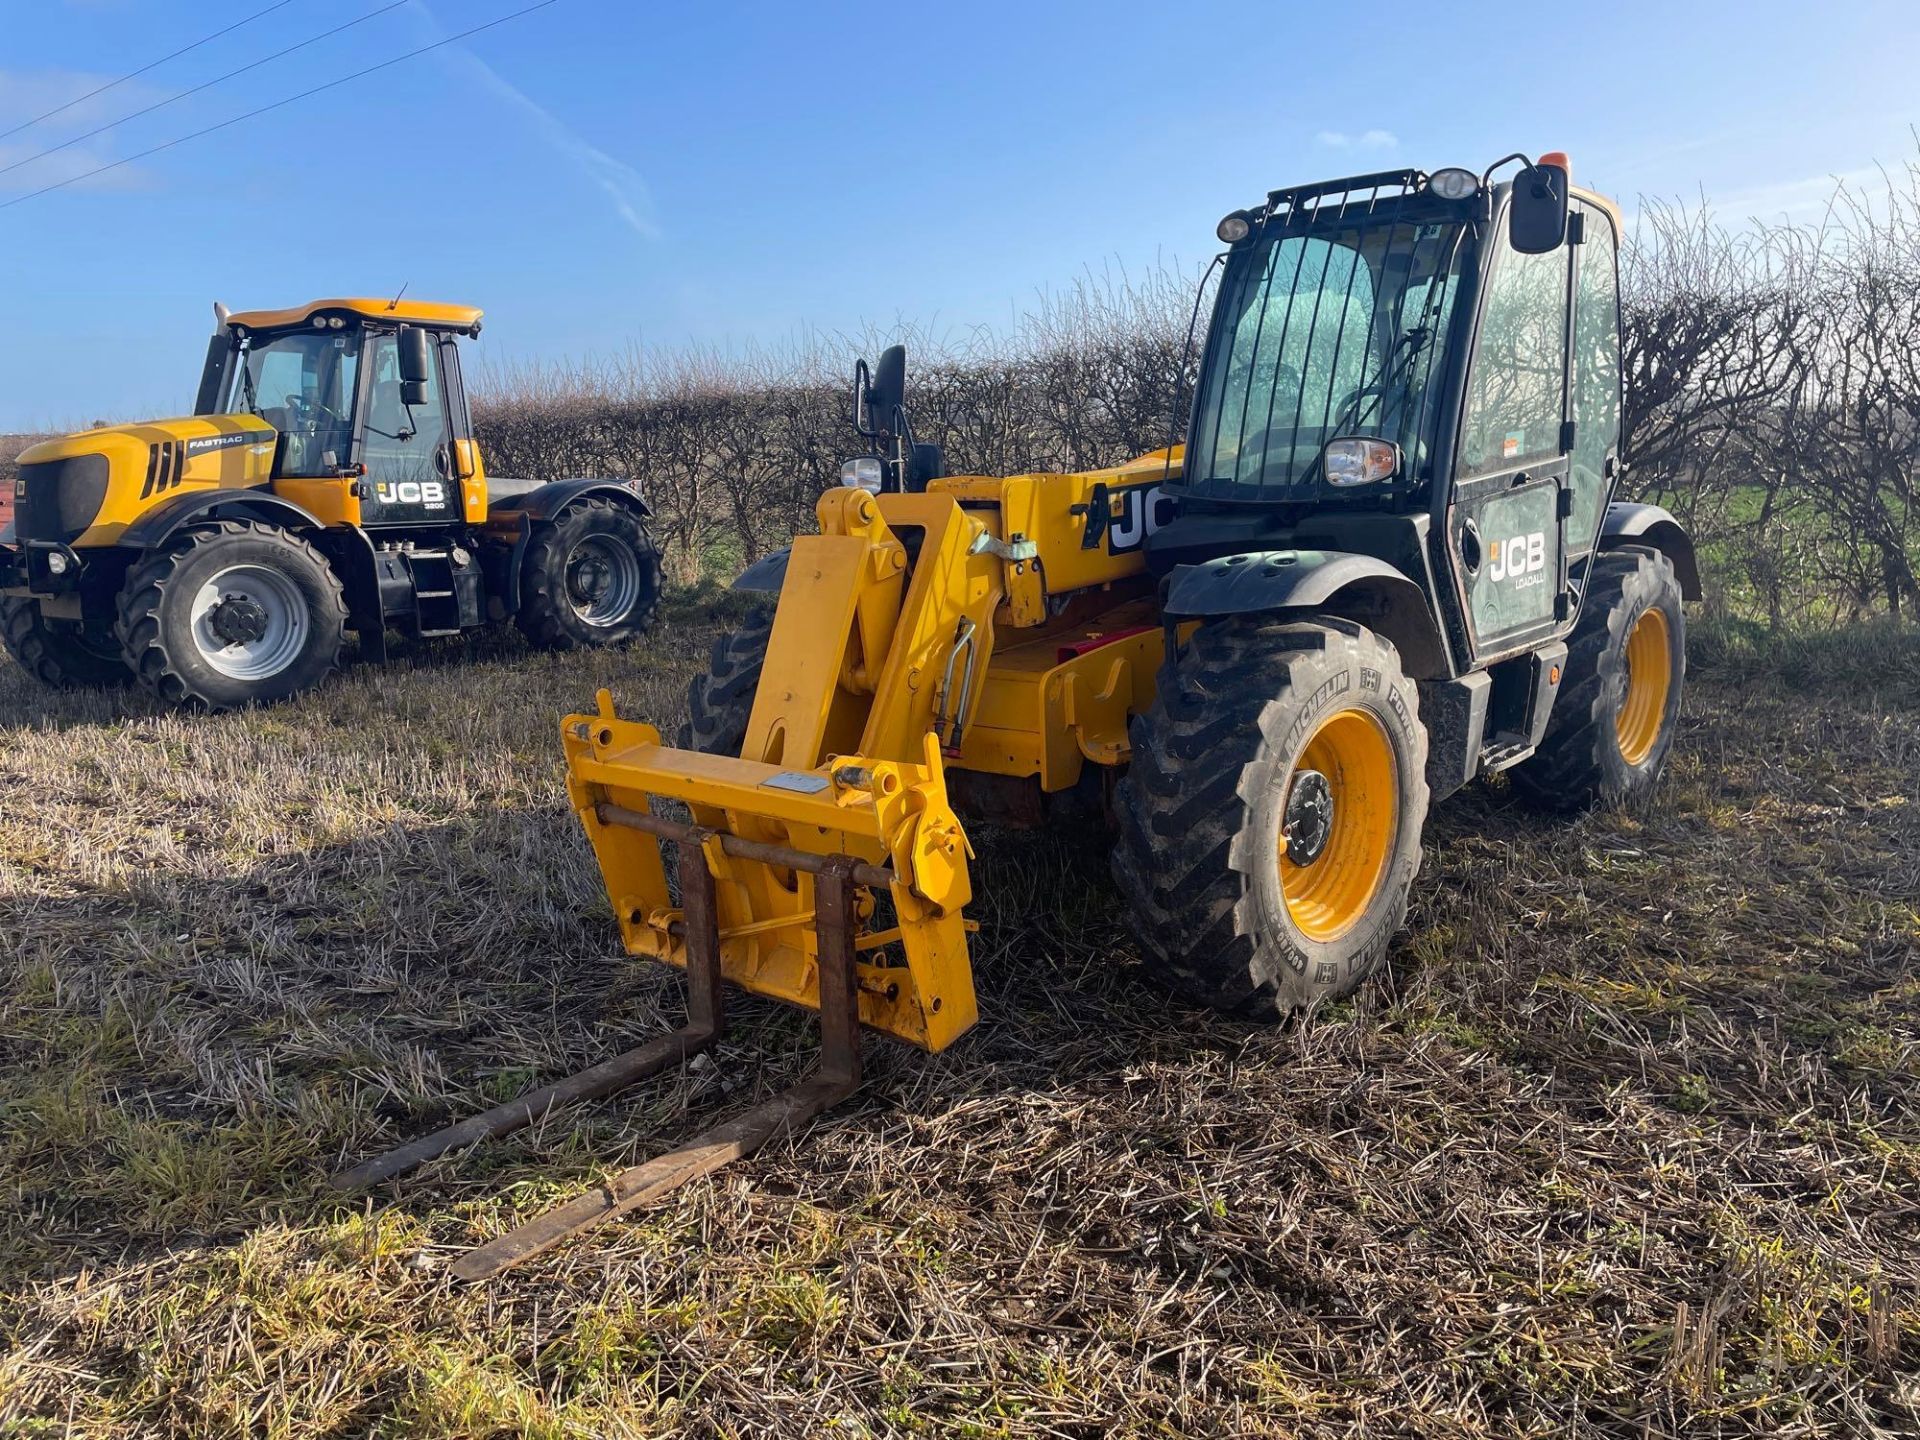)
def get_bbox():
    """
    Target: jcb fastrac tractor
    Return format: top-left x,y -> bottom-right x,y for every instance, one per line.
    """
334,155 -> 1700,1280
0,298 -> 660,710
